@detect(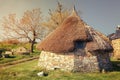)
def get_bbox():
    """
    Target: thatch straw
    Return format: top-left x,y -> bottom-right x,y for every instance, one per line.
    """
37,9 -> 113,53
37,12 -> 89,53
108,28 -> 120,40
86,25 -> 113,52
